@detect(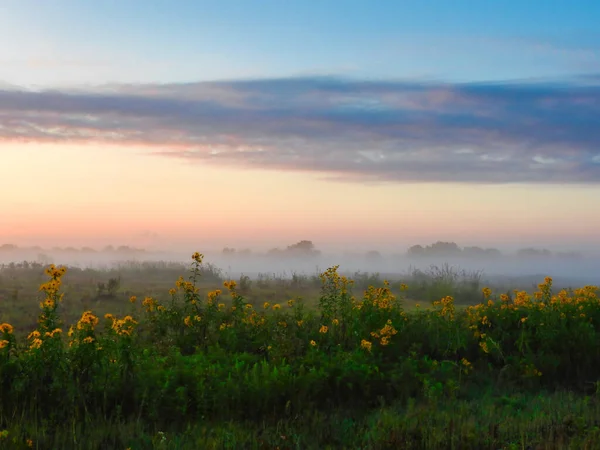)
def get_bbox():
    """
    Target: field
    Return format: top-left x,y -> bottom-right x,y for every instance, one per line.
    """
1,253 -> 600,449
